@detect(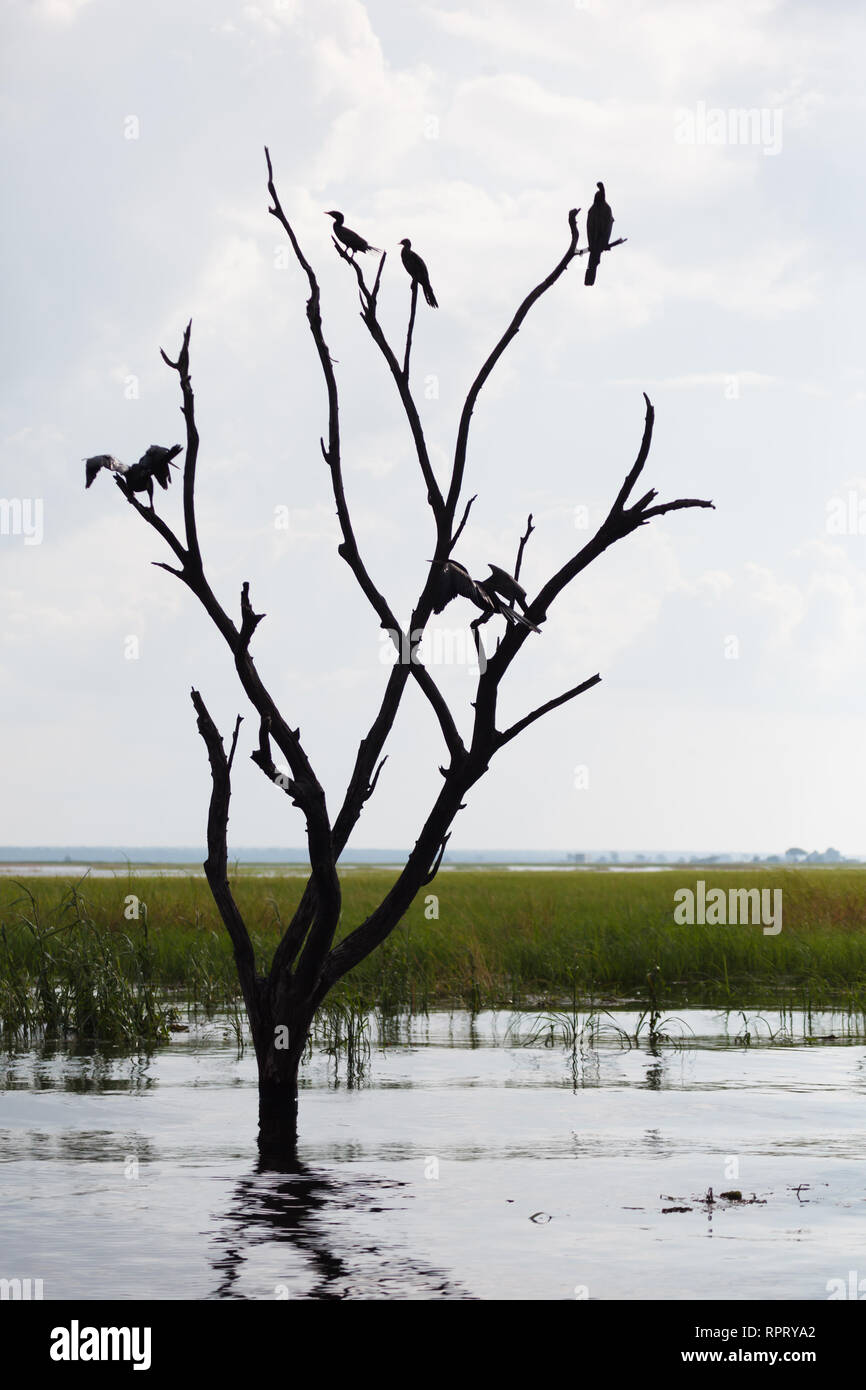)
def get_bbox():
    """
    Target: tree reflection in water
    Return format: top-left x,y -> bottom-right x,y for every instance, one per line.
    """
210,1159 -> 475,1300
